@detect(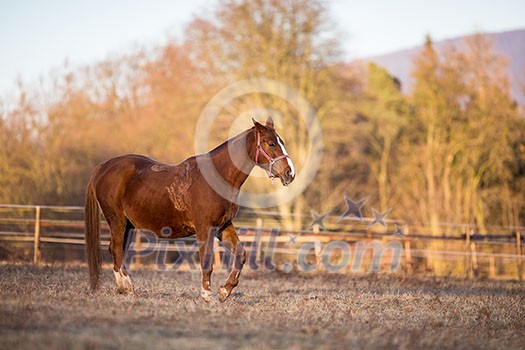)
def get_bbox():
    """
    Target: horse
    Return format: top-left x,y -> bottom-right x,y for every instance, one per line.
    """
84,117 -> 295,302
